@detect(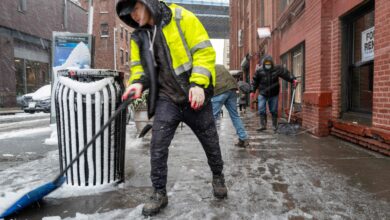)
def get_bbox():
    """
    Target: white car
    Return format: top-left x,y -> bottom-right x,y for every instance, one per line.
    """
22,85 -> 52,113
